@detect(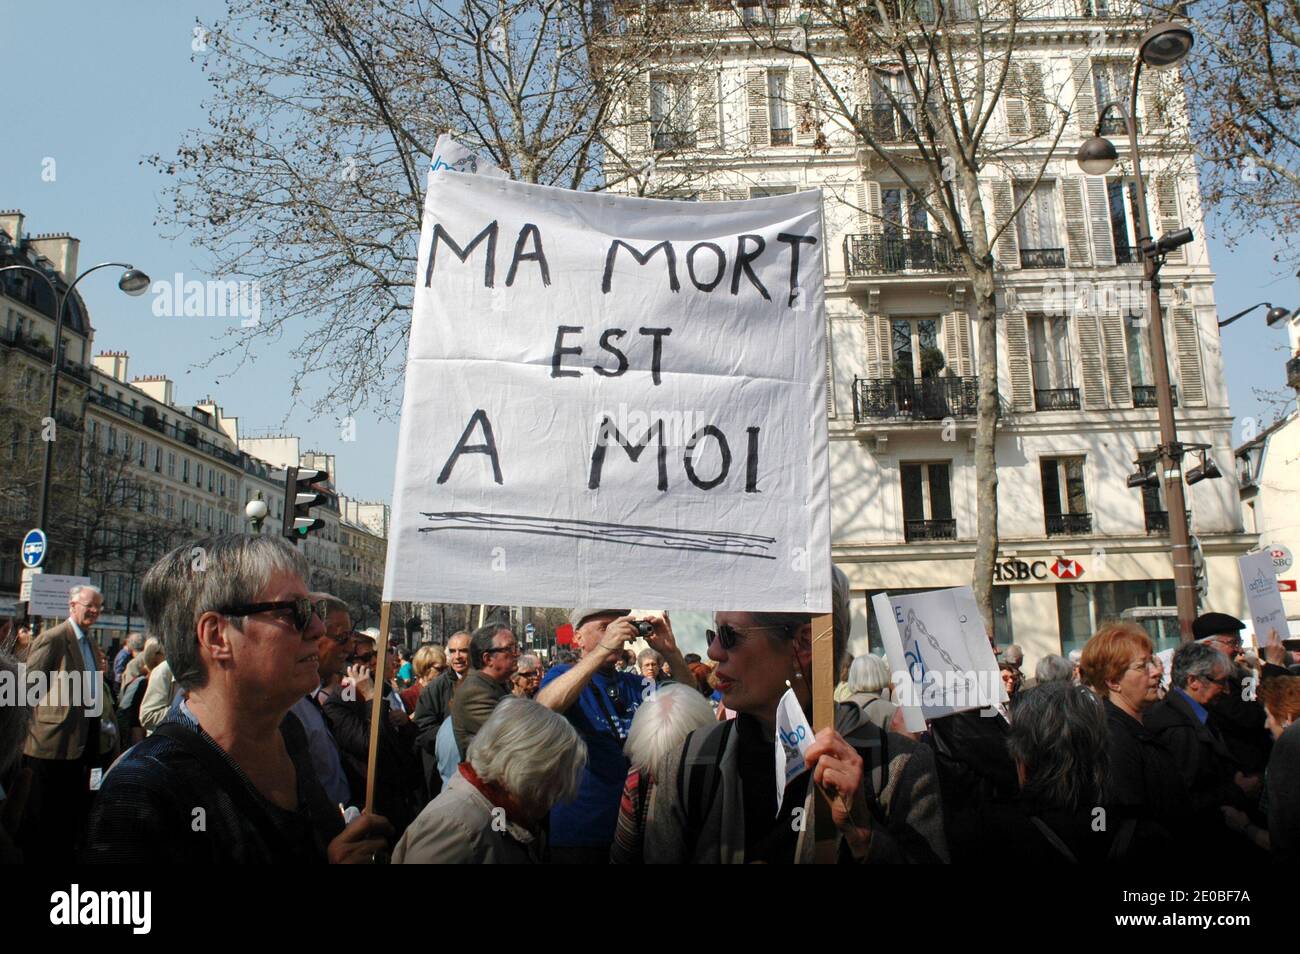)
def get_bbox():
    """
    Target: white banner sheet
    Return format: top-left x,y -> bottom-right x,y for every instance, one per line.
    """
383,172 -> 830,612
